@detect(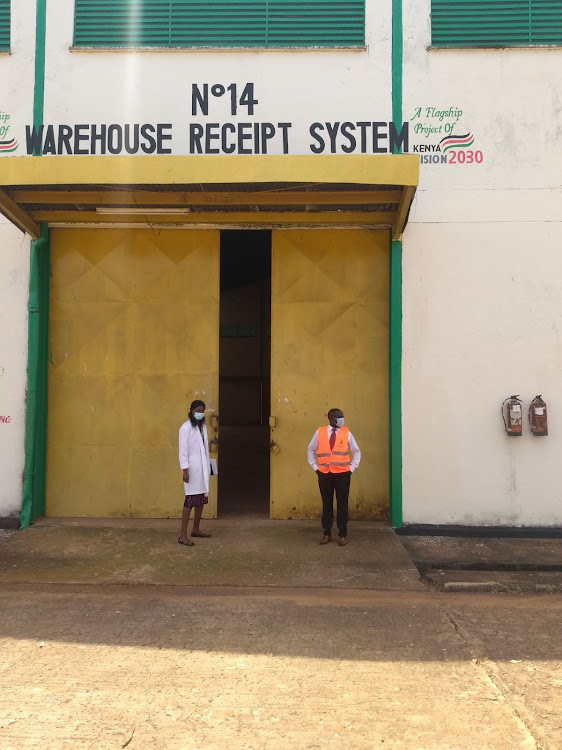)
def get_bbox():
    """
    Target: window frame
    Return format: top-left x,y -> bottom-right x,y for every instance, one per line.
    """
72,1 -> 366,51
430,0 -> 562,49
0,0 -> 11,53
